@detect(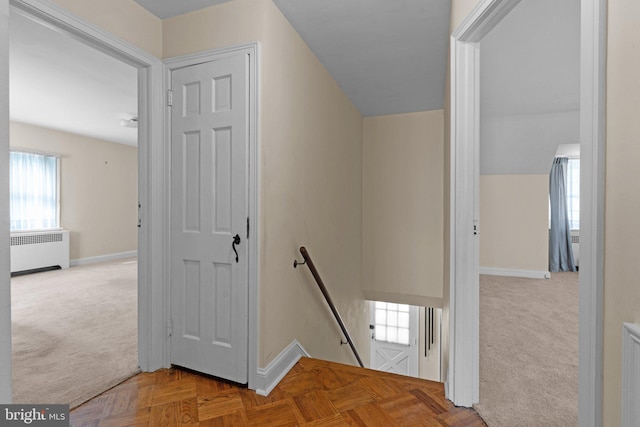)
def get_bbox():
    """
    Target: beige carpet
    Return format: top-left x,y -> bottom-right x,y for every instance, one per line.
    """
474,273 -> 579,427
11,258 -> 138,408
